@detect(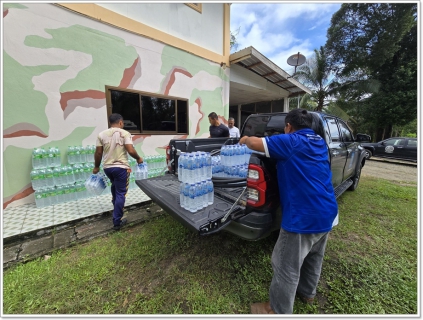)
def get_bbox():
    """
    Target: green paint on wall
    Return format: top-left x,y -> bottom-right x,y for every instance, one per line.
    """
3,126 -> 96,199
24,25 -> 138,93
160,45 -> 229,88
190,87 -> 225,137
3,3 -> 27,9
3,52 -> 68,132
